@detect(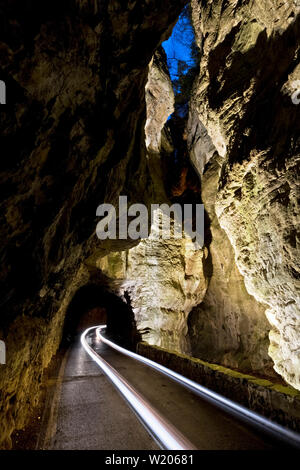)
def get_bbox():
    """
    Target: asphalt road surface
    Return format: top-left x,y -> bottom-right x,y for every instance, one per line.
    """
31,331 -> 288,450
37,337 -> 158,450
